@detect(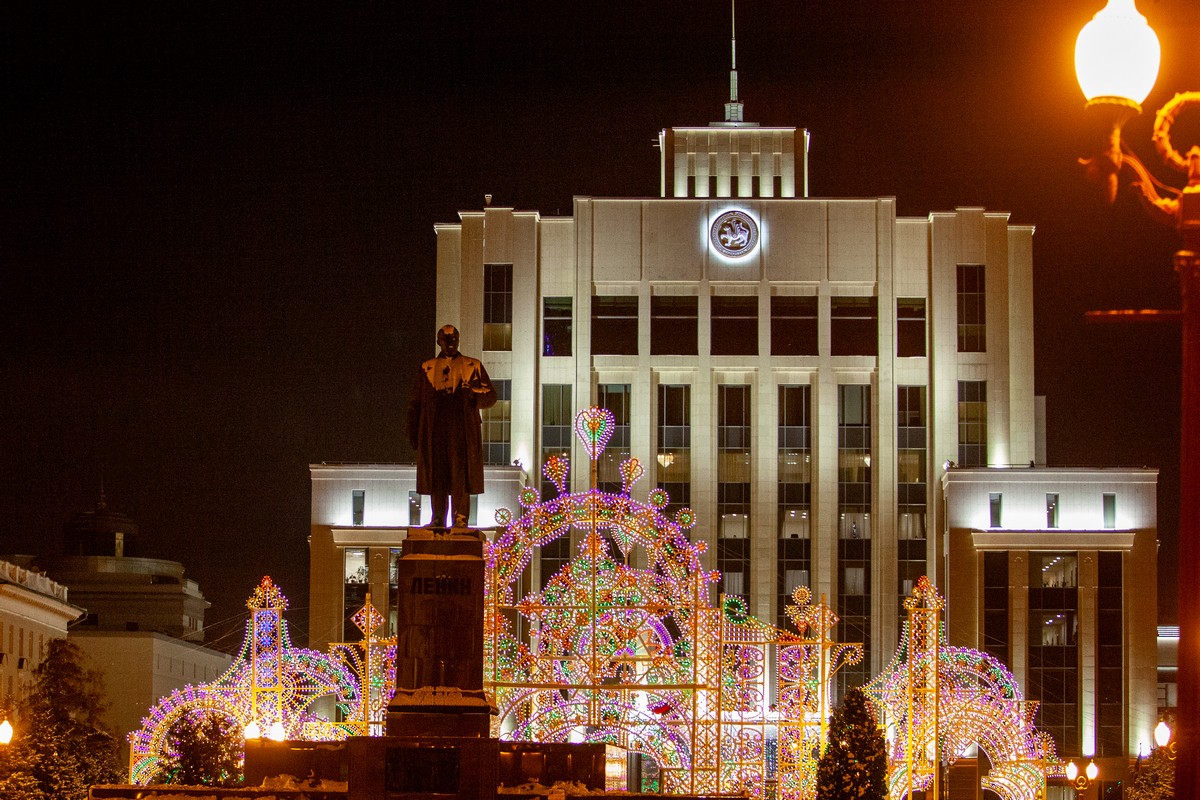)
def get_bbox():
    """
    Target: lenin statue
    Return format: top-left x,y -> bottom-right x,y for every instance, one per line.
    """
407,324 -> 497,530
